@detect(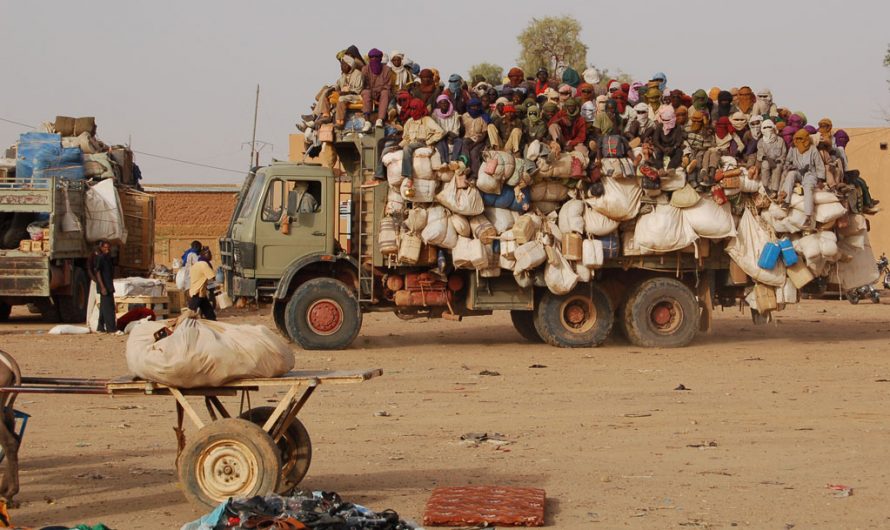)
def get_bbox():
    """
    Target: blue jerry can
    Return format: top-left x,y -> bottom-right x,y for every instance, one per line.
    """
758,241 -> 781,269
778,238 -> 798,266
